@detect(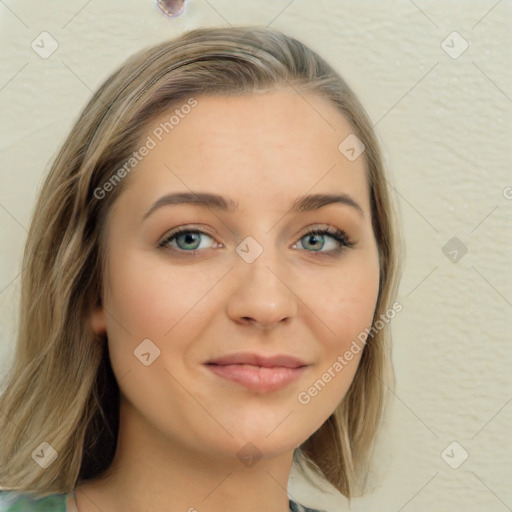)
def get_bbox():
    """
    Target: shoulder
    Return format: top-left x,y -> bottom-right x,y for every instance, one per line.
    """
0,491 -> 67,512
289,499 -> 328,512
